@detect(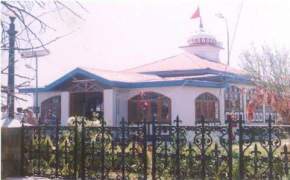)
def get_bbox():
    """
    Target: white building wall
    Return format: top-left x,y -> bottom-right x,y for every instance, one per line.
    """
103,89 -> 115,126
61,92 -> 70,125
115,86 -> 225,126
35,84 -> 256,126
115,89 -> 128,126
219,90 -> 225,124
